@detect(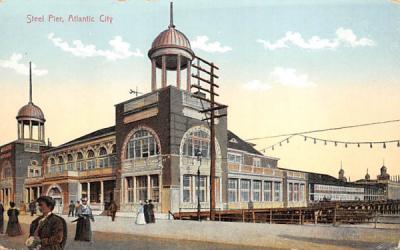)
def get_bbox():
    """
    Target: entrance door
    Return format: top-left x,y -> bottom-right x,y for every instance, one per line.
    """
48,187 -> 63,214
